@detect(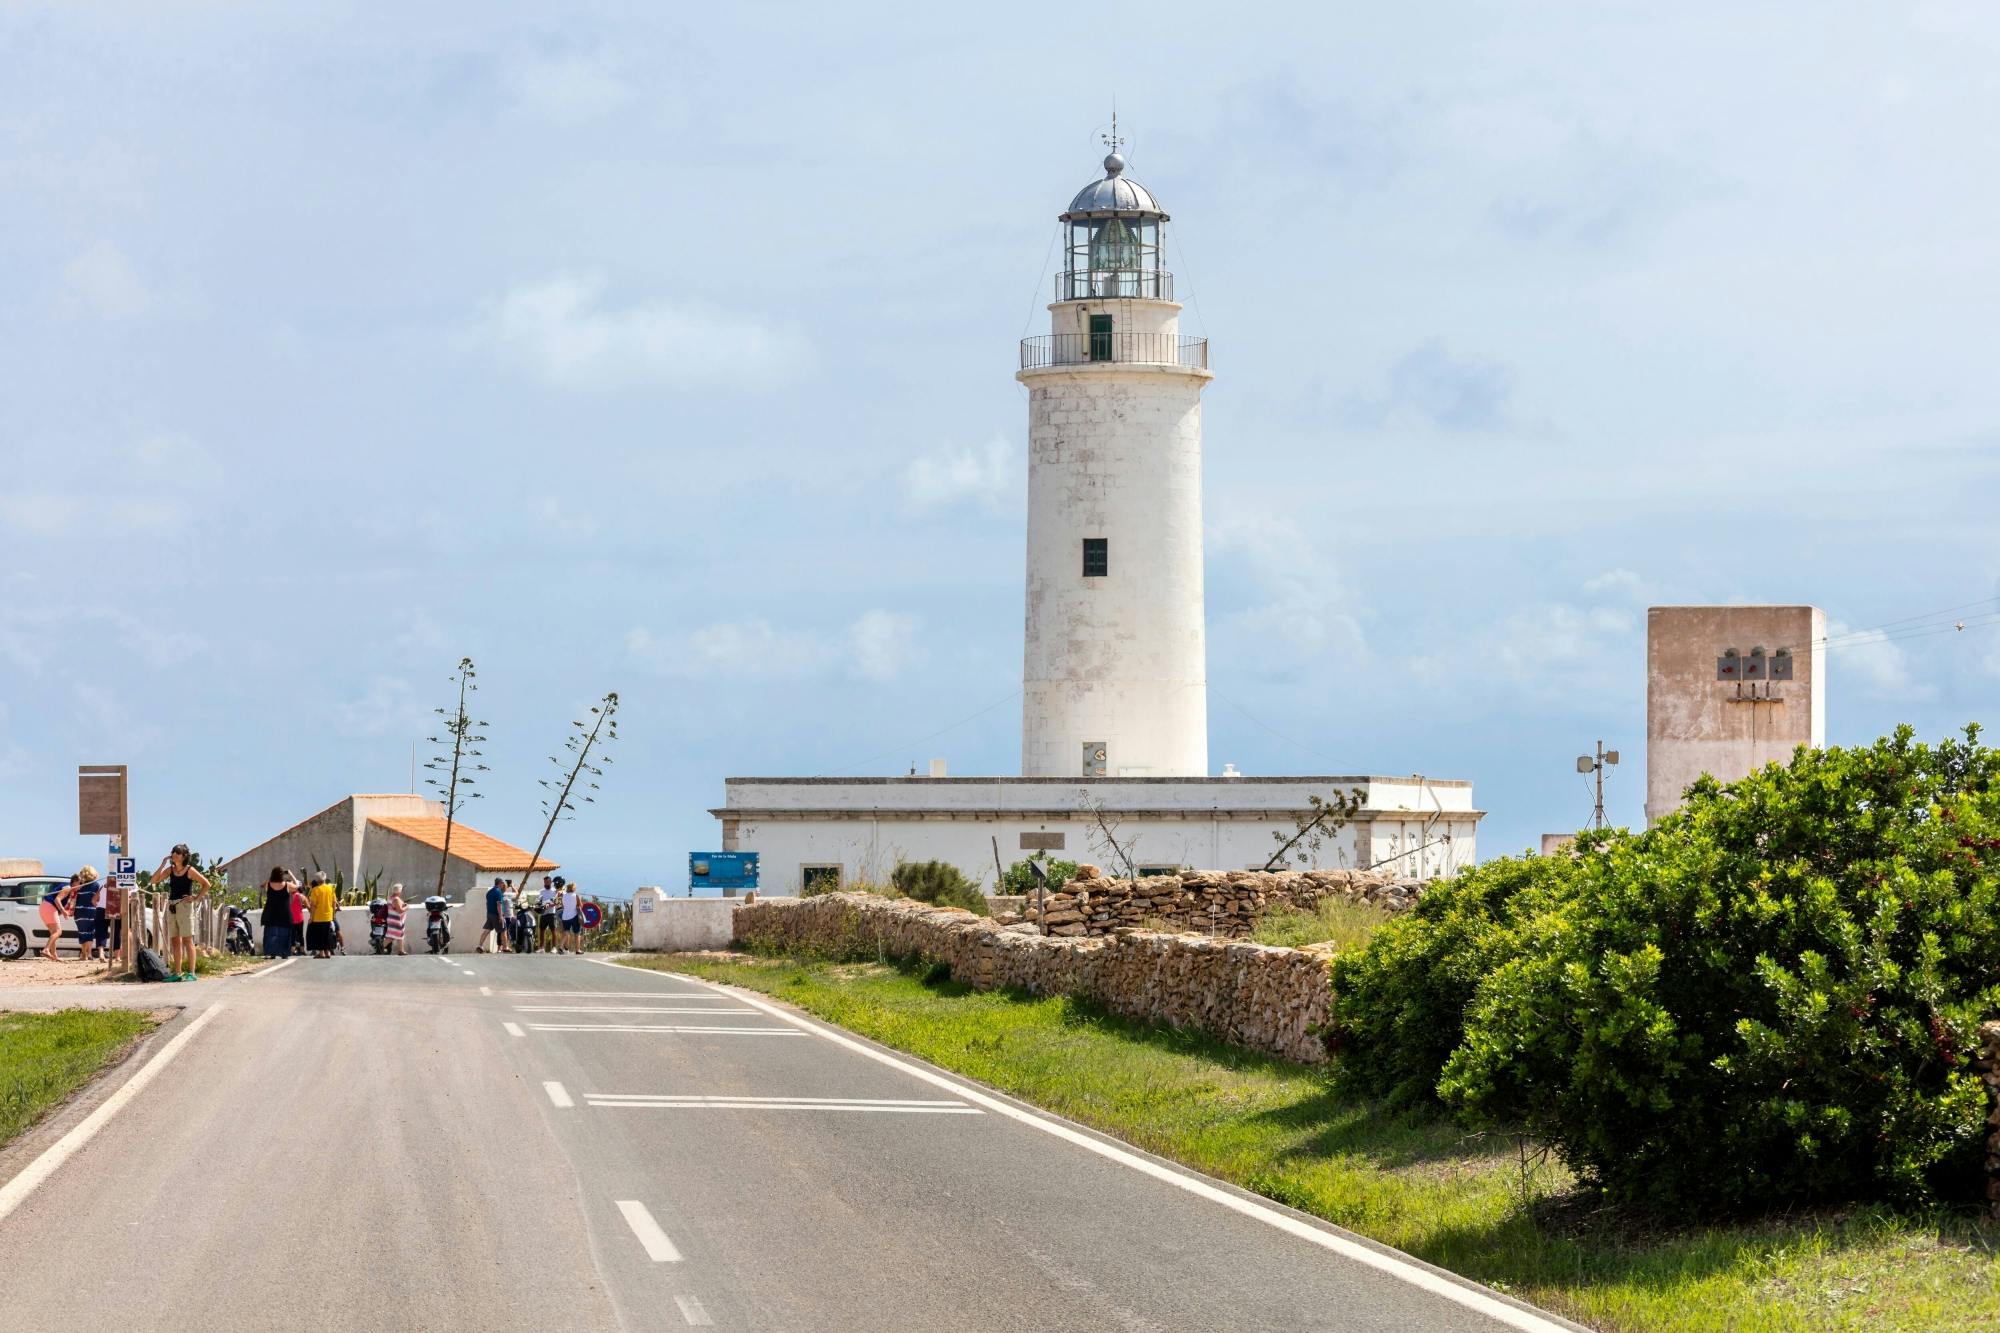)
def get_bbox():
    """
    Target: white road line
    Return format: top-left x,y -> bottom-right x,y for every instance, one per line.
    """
607,960 -> 1573,1333
480,986 -> 492,996
584,1096 -> 984,1104
503,990 -> 725,998
0,1004 -> 225,1225
543,1081 -> 573,1108
243,957 -> 296,980
588,1095 -> 973,1108
675,1294 -> 713,1326
526,1025 -> 802,1036
502,1022 -> 525,1038
462,970 -> 476,976
615,1200 -> 682,1262
511,1006 -> 761,1015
